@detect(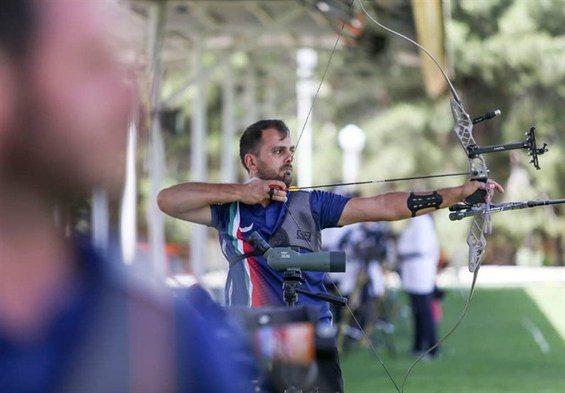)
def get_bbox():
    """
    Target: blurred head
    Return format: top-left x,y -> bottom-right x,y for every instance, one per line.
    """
0,0 -> 132,200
